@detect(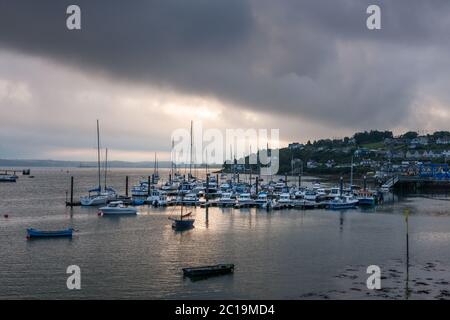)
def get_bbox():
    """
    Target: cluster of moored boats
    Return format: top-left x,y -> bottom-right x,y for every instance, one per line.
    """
81,172 -> 380,212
